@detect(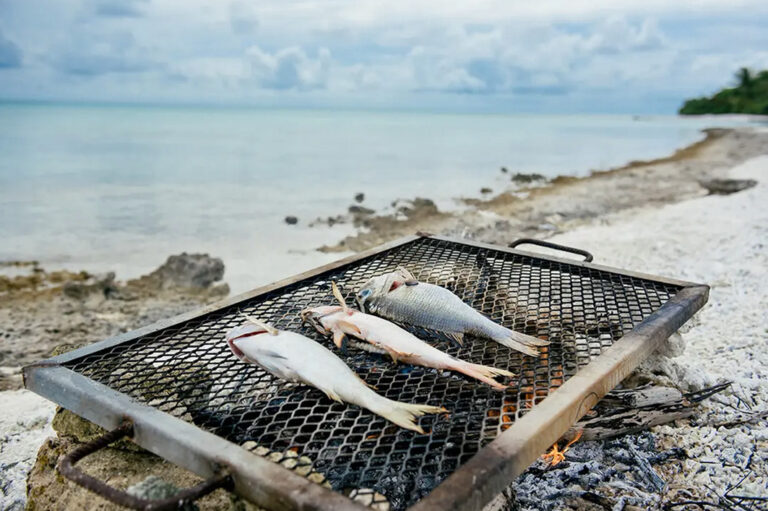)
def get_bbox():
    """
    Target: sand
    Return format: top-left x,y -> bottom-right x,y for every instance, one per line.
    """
321,128 -> 768,253
547,154 -> 768,503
